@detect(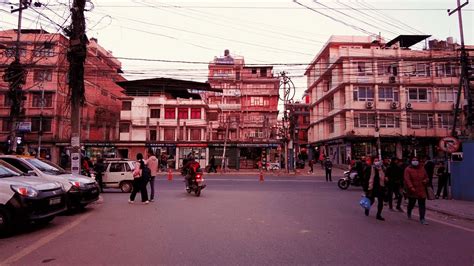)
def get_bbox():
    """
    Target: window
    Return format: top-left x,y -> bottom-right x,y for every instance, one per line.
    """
178,108 -> 188,119
149,130 -> 157,141
355,113 -> 376,128
101,90 -> 108,96
150,109 -> 160,118
164,128 -> 175,141
328,118 -> 334,133
119,123 -> 129,133
436,62 -> 457,77
190,129 -> 201,140
407,88 -> 432,102
340,89 -> 346,105
328,96 -> 334,111
341,113 -> 346,130
251,68 -> 257,74
191,108 -> 201,119
5,47 -> 26,57
353,61 -> 372,76
378,87 -> 399,102
3,94 -> 12,106
33,69 -> 53,82
2,119 -> 11,132
408,63 -> 430,77
437,87 -> 457,102
409,113 -> 434,129
353,87 -> 374,101
251,97 -> 263,106
377,62 -> 398,76
34,43 -> 55,57
32,92 -> 53,107
122,101 -> 131,110
379,113 -> 400,128
208,112 -> 218,121
31,117 -> 52,132
165,108 -> 176,119
109,163 -> 125,172
0,158 -> 32,172
260,68 -> 267,77
438,113 -> 454,128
